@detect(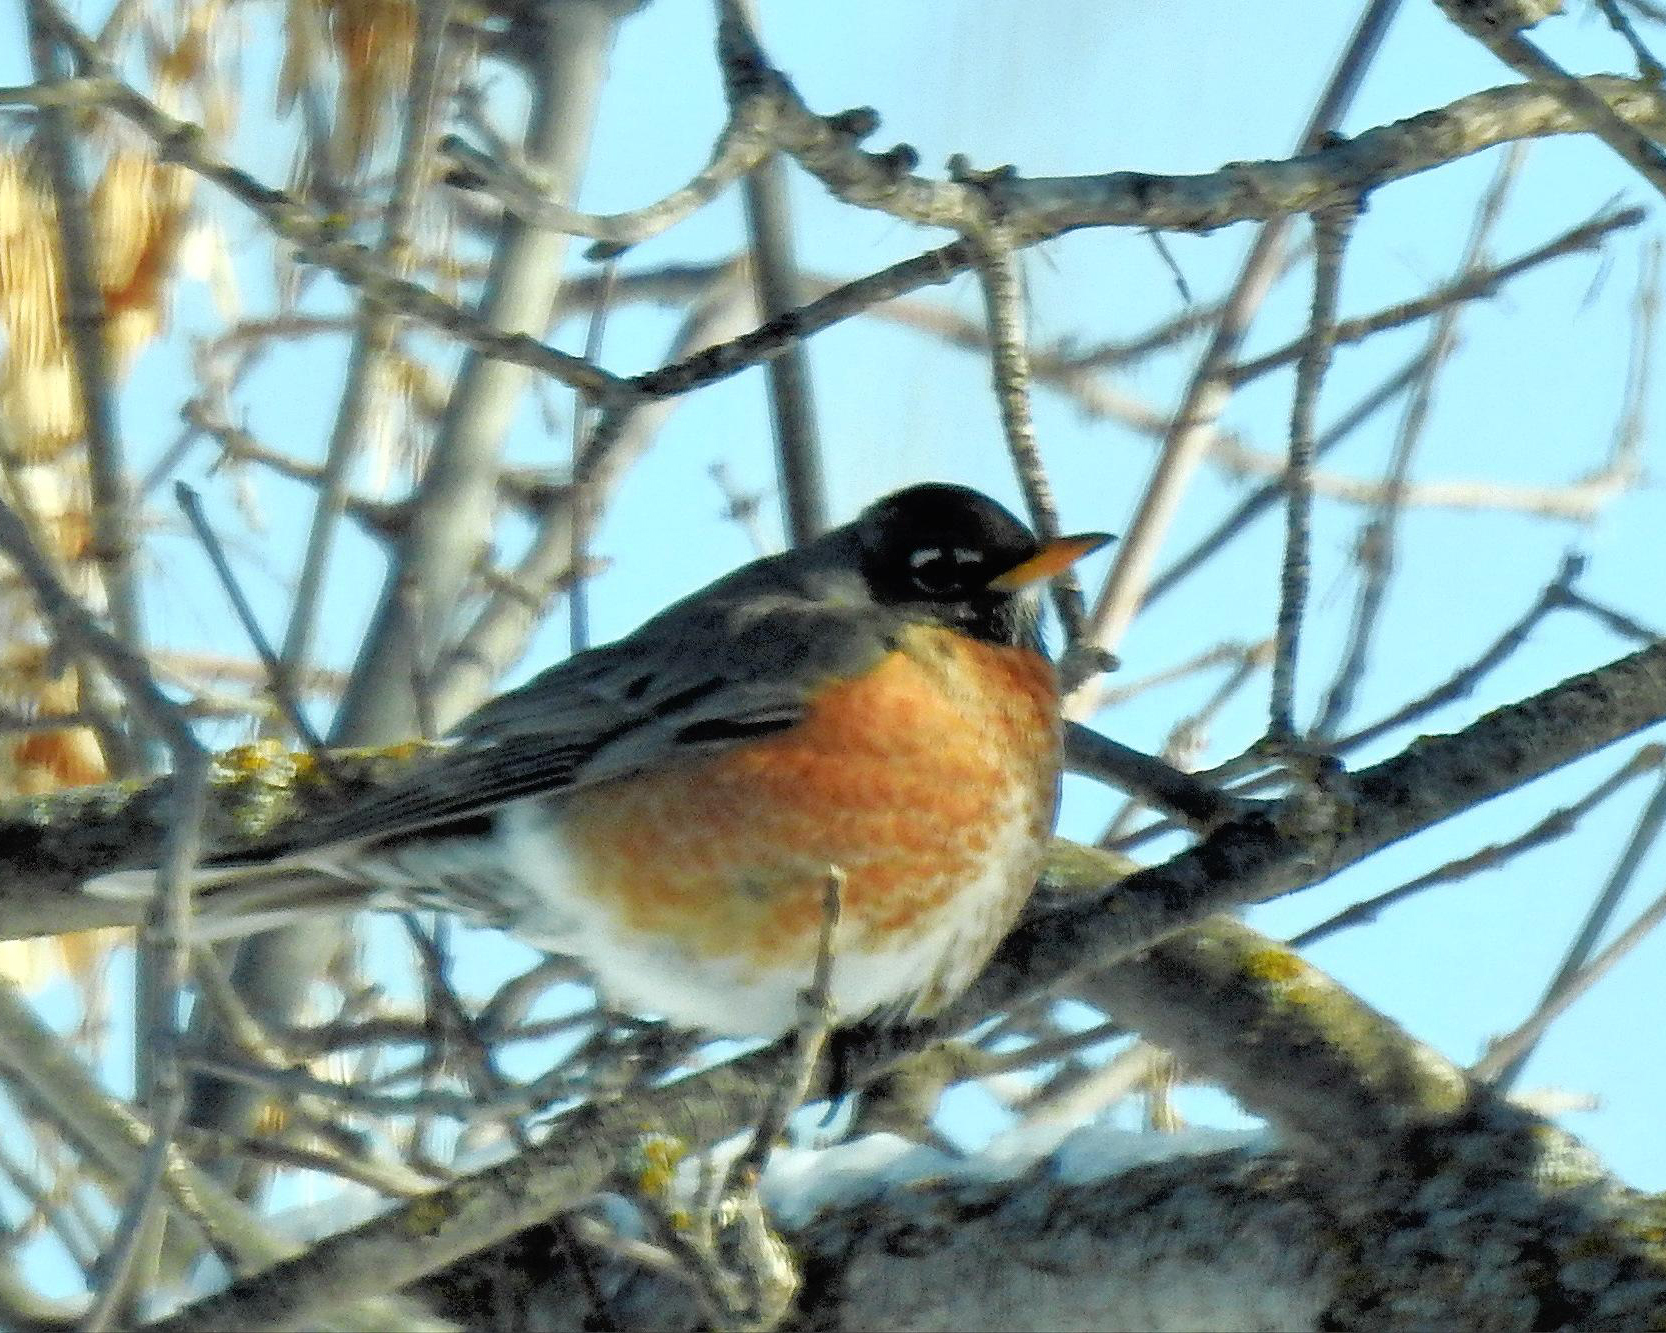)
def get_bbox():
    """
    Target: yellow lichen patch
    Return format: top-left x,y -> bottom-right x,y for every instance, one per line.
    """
365,739 -> 437,765
191,739 -> 441,843
213,739 -> 303,782
402,1194 -> 448,1237
210,741 -> 309,840
254,1100 -> 289,1135
629,1132 -> 688,1201
1243,947 -> 1308,986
